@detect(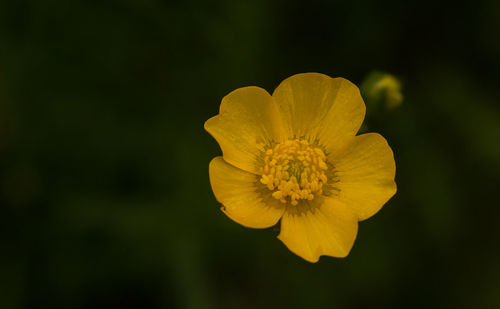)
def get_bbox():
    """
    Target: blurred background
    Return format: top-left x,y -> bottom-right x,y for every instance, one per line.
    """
1,0 -> 500,308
